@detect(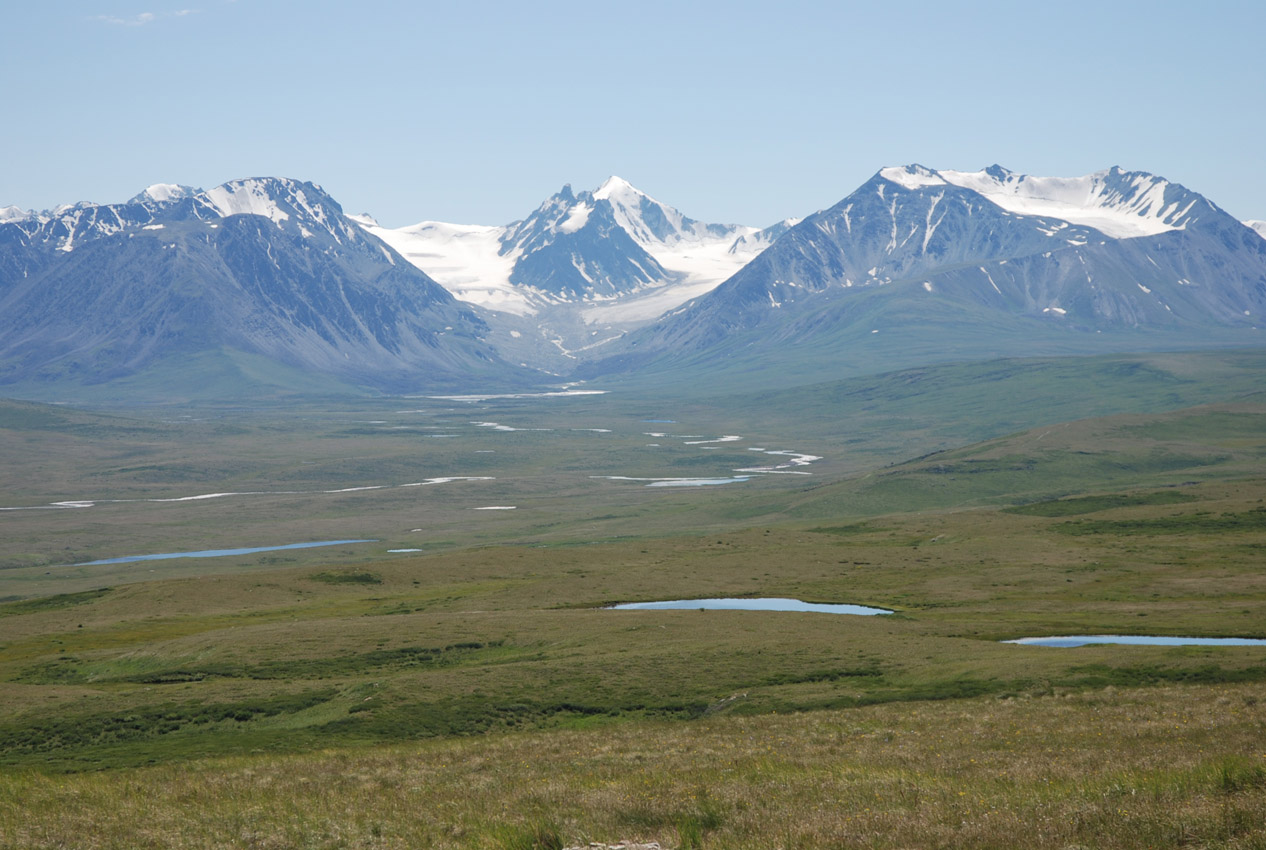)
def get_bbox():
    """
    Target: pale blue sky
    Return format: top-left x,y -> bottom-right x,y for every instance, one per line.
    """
3,0 -> 1263,228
